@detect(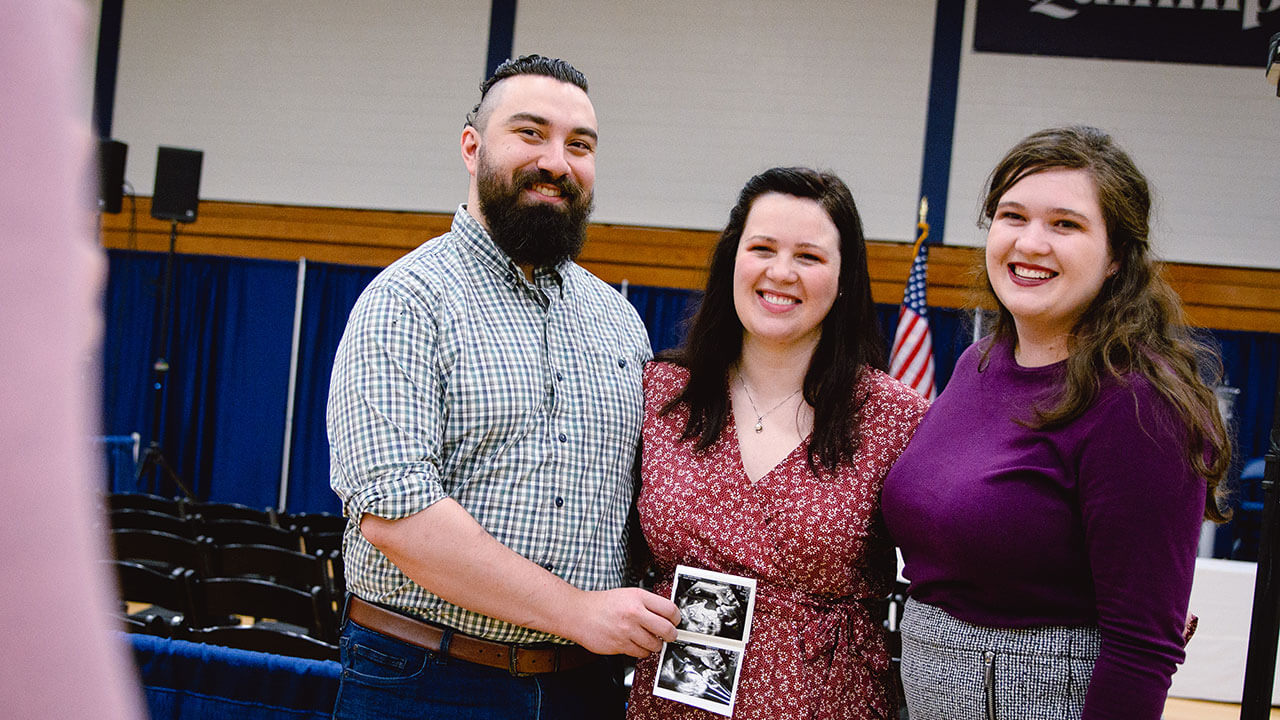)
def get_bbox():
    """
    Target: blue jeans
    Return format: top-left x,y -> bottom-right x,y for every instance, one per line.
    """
332,618 -> 625,720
